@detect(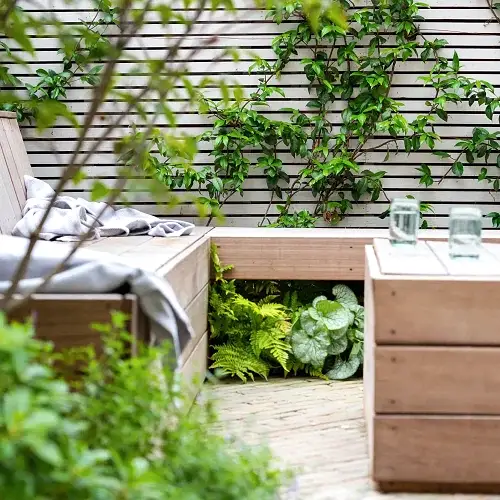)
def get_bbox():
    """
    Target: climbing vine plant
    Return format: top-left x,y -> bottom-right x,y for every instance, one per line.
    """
1,0 -> 119,125
148,0 -> 500,227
